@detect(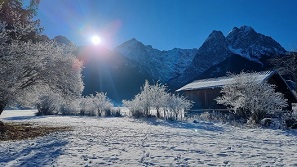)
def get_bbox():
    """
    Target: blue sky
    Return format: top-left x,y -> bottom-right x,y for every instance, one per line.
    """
35,0 -> 297,51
